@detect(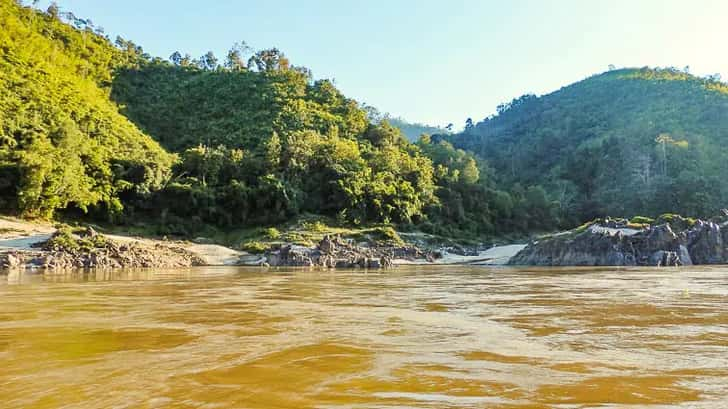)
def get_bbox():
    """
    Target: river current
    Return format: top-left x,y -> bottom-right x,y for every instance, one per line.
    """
1,266 -> 727,408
